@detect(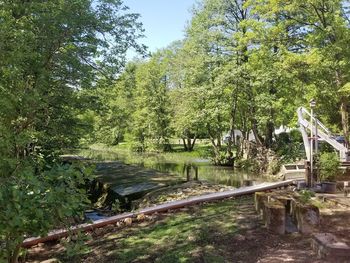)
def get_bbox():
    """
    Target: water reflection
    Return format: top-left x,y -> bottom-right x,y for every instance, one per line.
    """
79,149 -> 264,188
